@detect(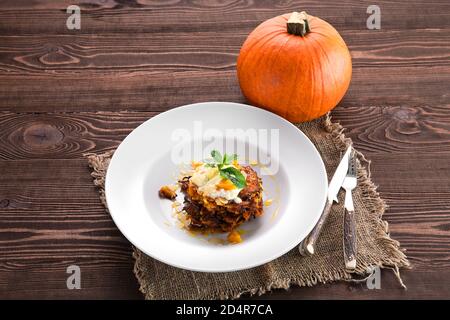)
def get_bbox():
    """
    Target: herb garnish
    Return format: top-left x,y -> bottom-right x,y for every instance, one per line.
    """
205,150 -> 247,189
